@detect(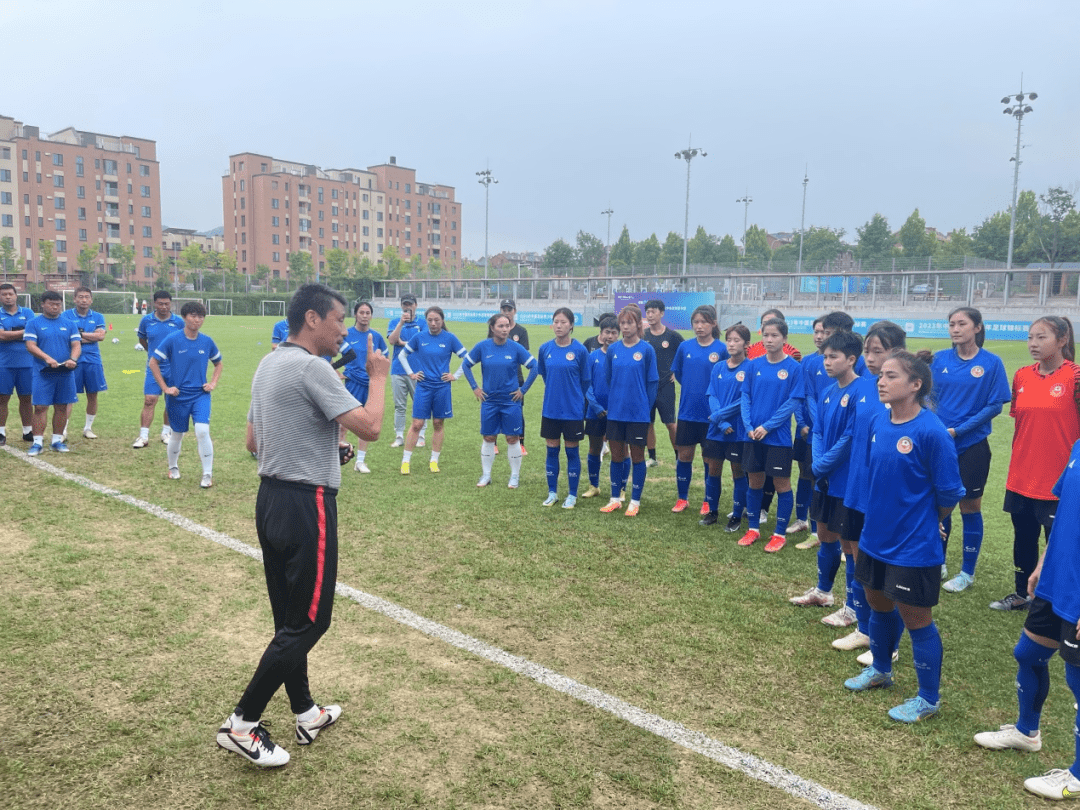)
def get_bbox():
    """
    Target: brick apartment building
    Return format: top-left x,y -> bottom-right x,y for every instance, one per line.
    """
0,115 -> 161,286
